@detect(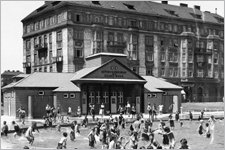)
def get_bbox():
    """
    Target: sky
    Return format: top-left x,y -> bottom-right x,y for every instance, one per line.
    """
1,1 -> 224,74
